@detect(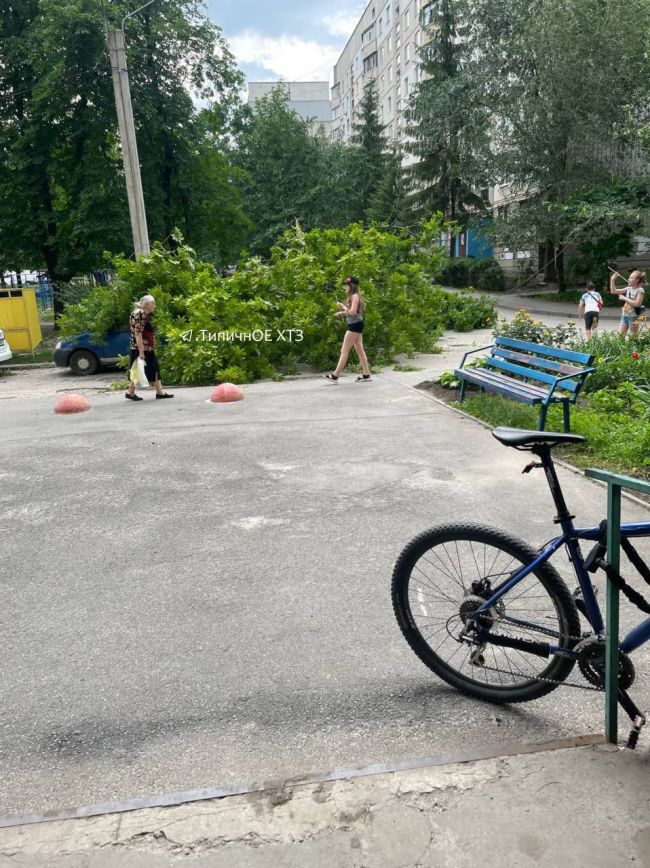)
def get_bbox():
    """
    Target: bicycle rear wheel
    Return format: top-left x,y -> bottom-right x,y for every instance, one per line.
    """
392,523 -> 581,703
